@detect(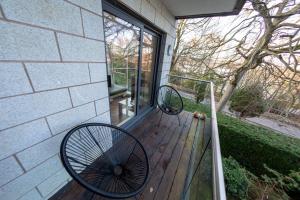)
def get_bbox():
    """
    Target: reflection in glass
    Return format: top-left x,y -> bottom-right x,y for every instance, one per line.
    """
139,32 -> 157,110
104,12 -> 140,125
